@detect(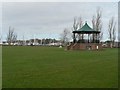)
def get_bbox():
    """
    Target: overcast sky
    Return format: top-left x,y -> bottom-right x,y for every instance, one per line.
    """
2,2 -> 118,41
